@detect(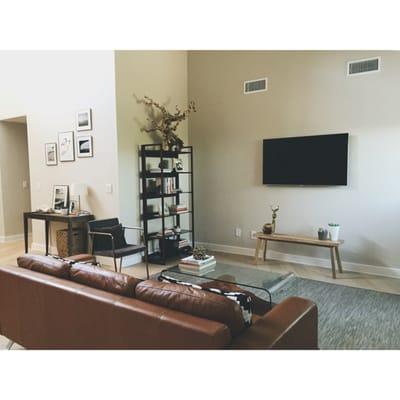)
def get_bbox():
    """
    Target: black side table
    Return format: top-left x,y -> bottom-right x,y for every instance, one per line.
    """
23,212 -> 95,256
